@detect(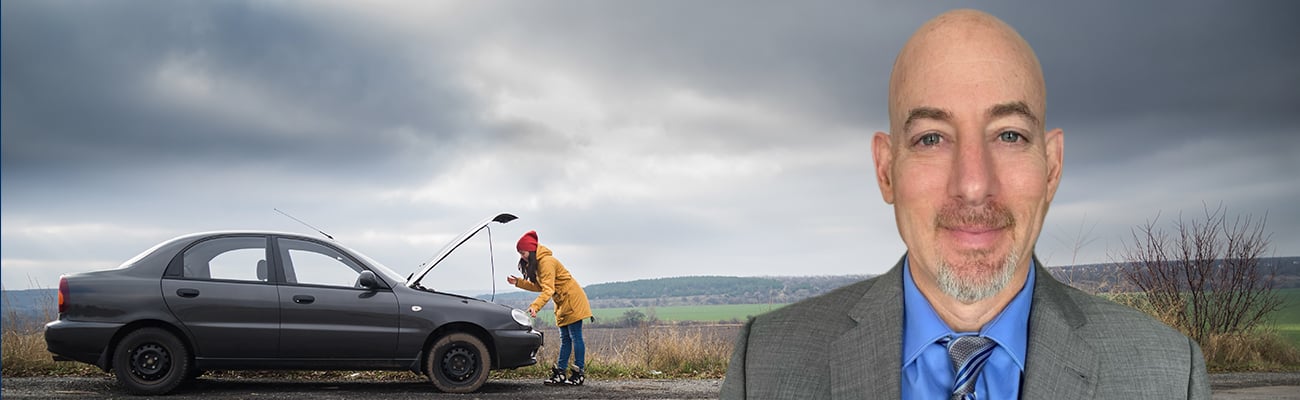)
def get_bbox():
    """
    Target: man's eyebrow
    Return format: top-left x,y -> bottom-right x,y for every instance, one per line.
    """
903,107 -> 952,132
988,101 -> 1039,126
